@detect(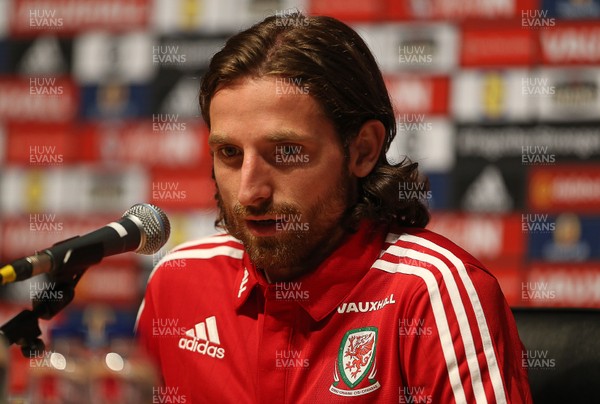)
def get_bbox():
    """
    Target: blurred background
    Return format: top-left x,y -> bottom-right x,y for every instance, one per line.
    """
0,0 -> 599,400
